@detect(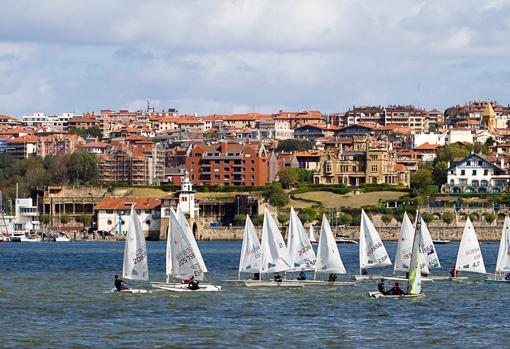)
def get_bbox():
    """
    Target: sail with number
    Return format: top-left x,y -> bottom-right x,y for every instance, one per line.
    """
359,209 -> 392,271
394,212 -> 429,274
123,206 -> 149,281
239,215 -> 261,275
455,217 -> 486,274
495,216 -> 510,274
287,208 -> 316,271
176,205 -> 207,273
165,209 -> 173,278
309,225 -> 317,243
316,214 -> 346,274
408,213 -> 422,295
260,208 -> 291,274
168,209 -> 207,280
420,217 -> 441,269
